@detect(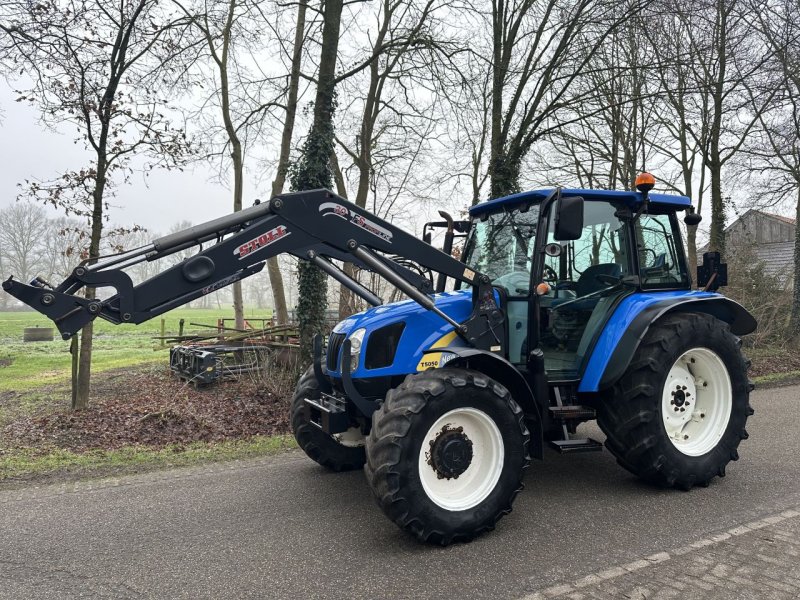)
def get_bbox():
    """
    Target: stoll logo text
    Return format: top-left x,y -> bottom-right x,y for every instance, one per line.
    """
234,225 -> 290,259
